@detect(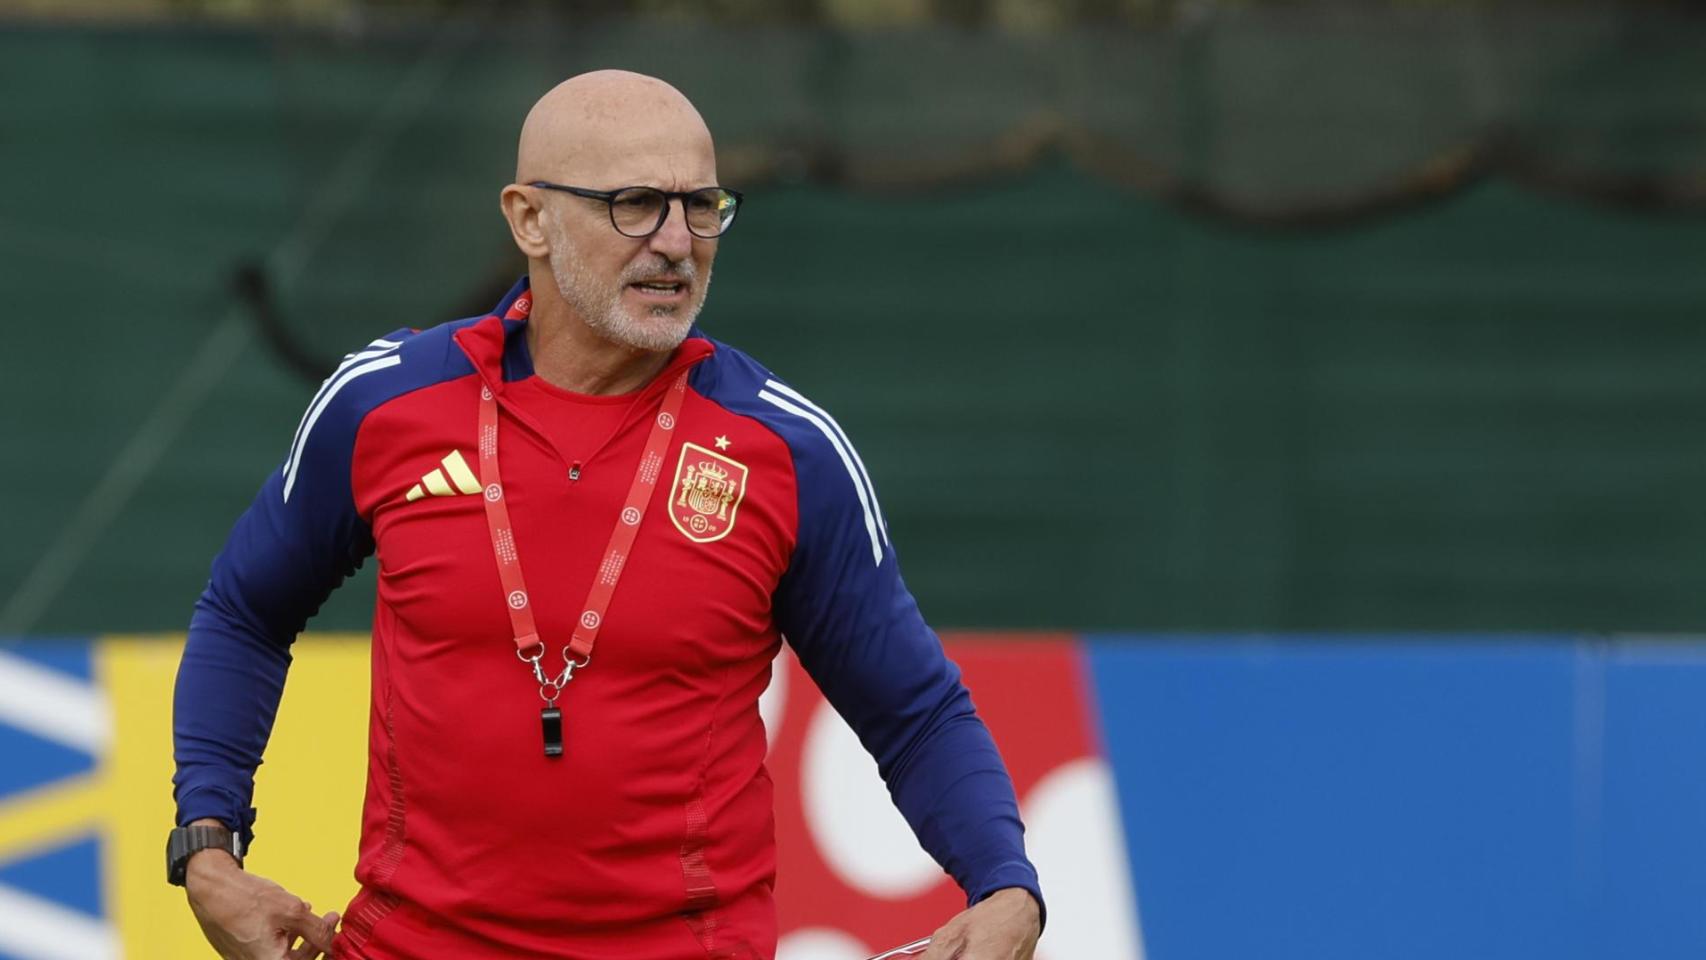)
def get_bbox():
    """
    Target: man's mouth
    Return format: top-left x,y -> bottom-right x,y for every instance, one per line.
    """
628,279 -> 687,298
